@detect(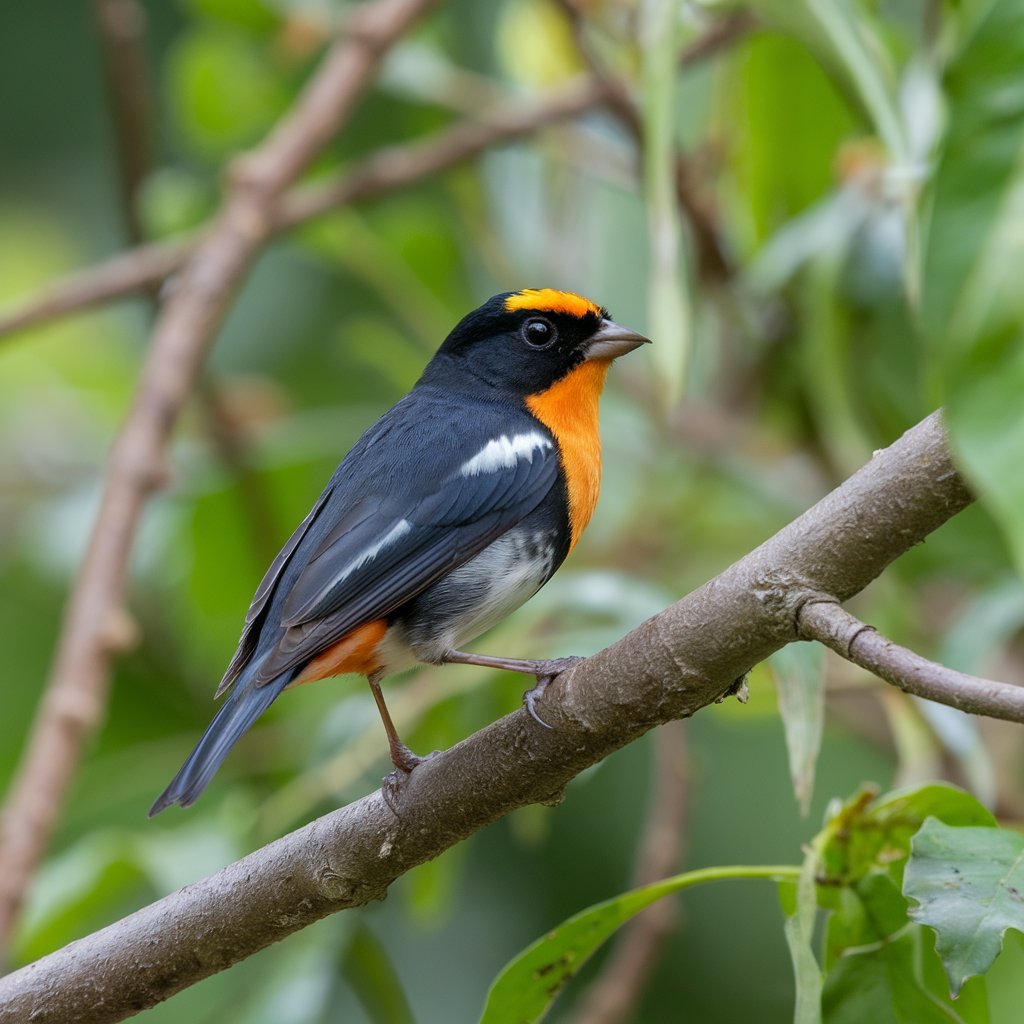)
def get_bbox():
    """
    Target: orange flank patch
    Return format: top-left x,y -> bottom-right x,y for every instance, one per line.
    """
291,619 -> 389,686
504,288 -> 603,320
526,360 -> 610,552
